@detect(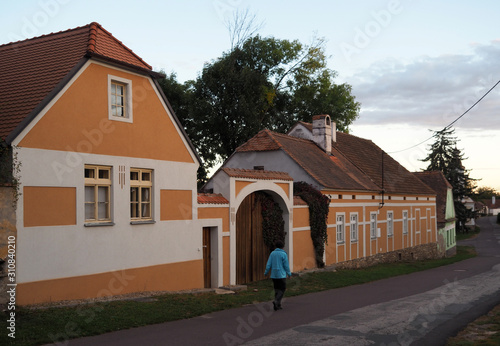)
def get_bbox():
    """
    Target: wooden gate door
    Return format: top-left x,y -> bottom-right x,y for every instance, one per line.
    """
236,193 -> 269,284
203,227 -> 211,288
